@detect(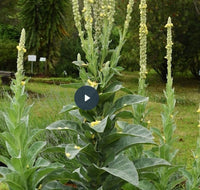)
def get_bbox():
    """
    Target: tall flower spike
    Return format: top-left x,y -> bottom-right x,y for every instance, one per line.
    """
16,28 -> 26,74
165,17 -> 173,88
138,0 -> 148,96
